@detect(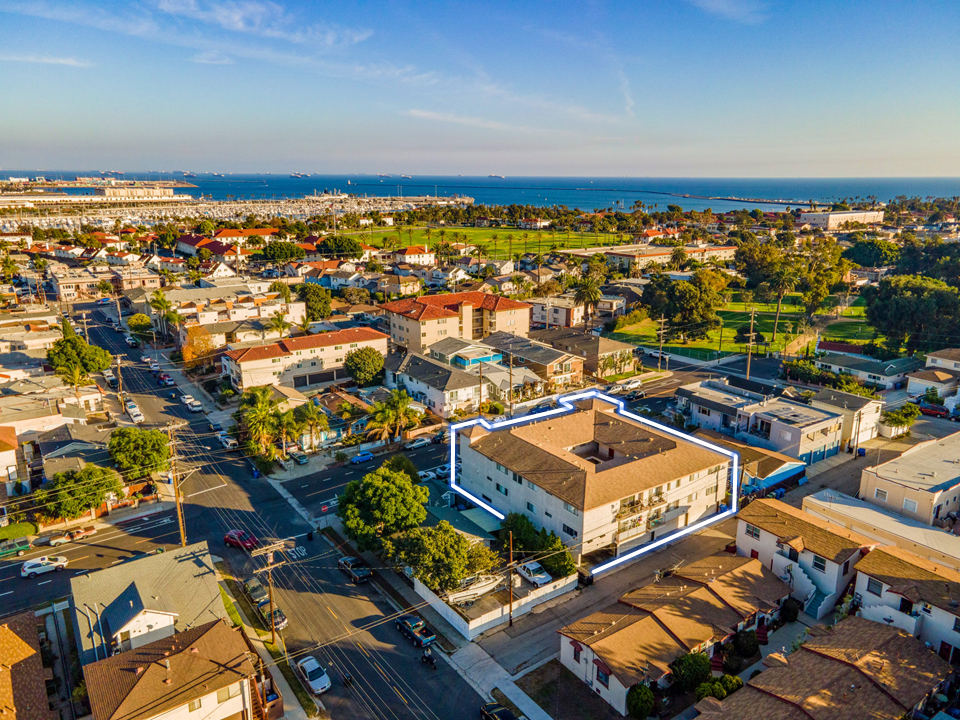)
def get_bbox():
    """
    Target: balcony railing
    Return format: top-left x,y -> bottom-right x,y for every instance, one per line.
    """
616,499 -> 646,519
648,492 -> 667,508
616,524 -> 648,544
748,426 -> 771,440
647,516 -> 666,531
